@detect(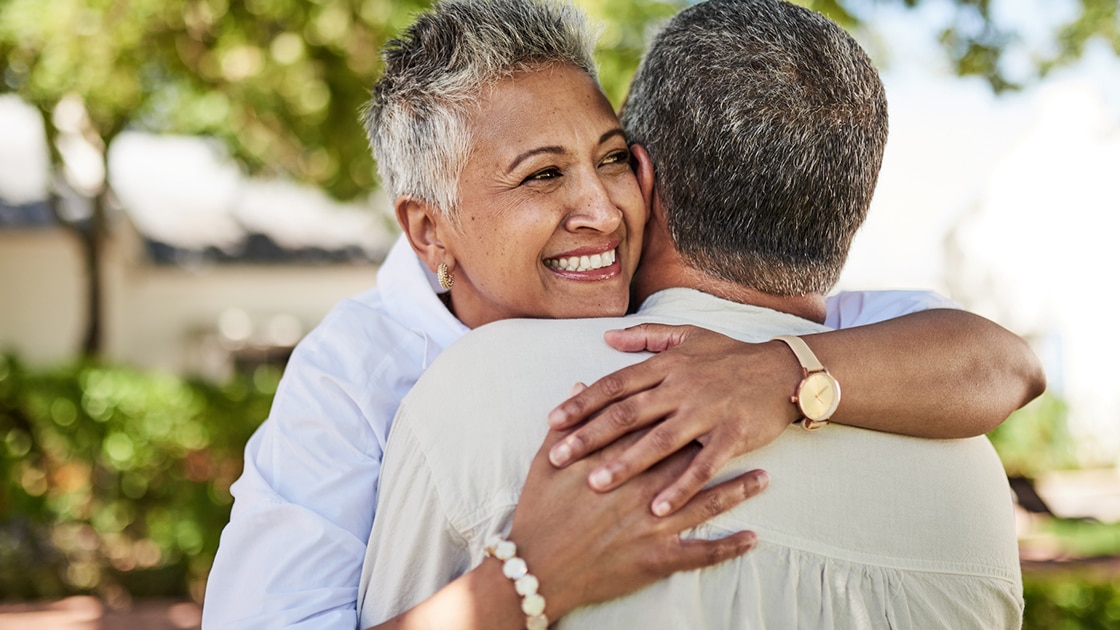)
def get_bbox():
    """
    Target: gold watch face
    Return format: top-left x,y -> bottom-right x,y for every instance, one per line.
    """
798,371 -> 841,421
